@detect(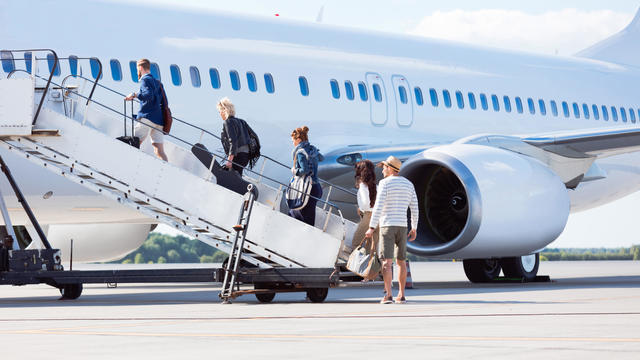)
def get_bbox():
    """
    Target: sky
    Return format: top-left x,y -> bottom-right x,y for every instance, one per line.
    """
130,0 -> 640,248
